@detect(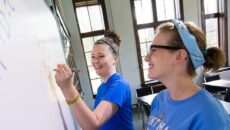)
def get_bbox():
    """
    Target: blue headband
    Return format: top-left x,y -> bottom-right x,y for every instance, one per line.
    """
172,19 -> 205,69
